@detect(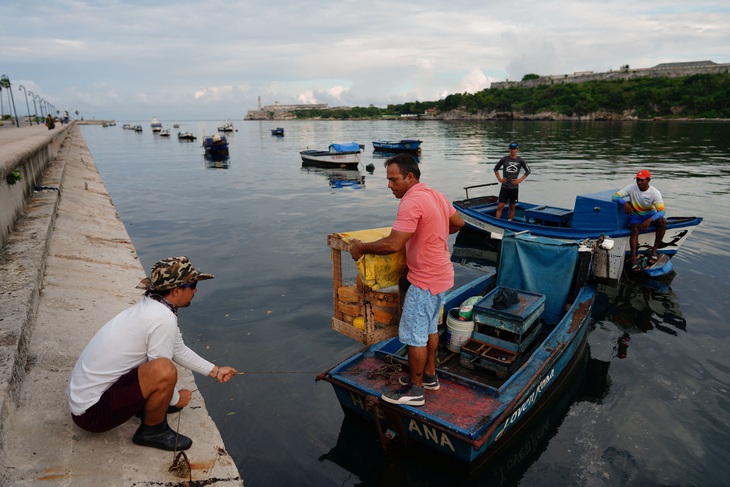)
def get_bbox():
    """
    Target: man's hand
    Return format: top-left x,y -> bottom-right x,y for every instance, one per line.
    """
623,202 -> 633,215
217,366 -> 237,383
349,238 -> 365,261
